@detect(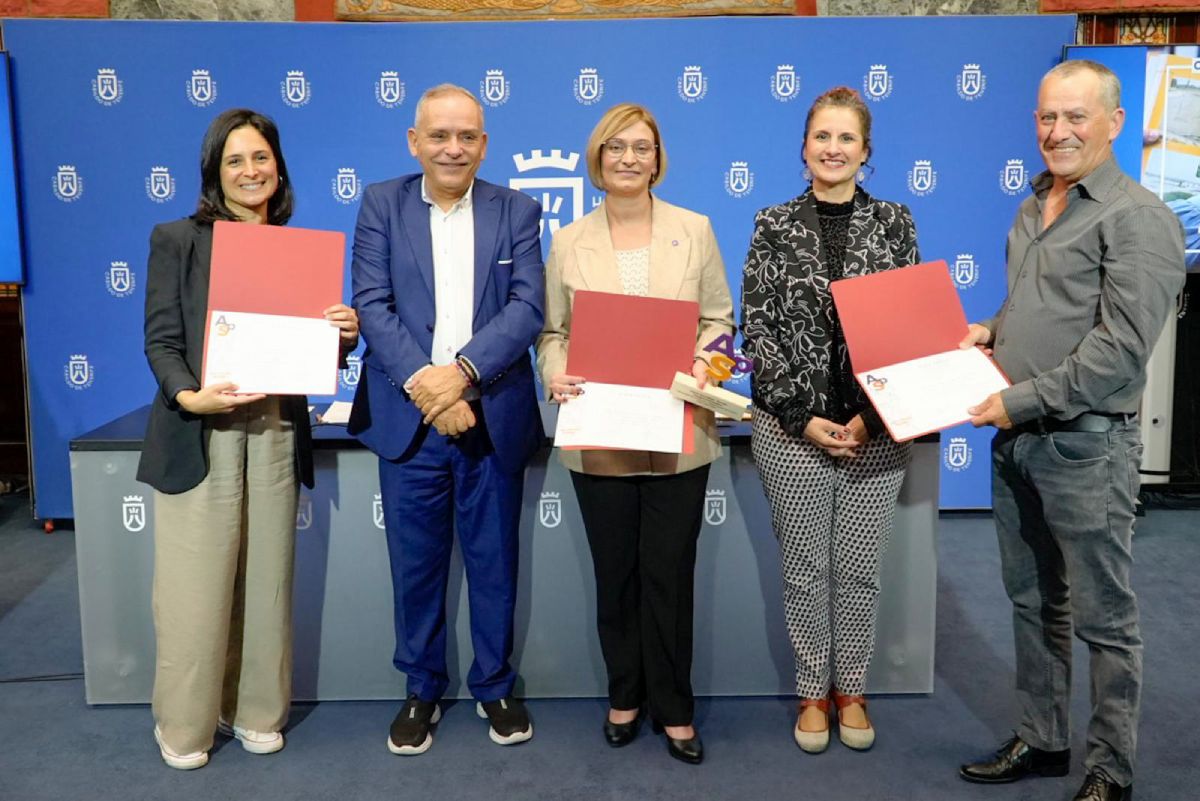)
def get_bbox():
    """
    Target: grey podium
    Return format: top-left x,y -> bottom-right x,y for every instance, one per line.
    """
70,406 -> 939,704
